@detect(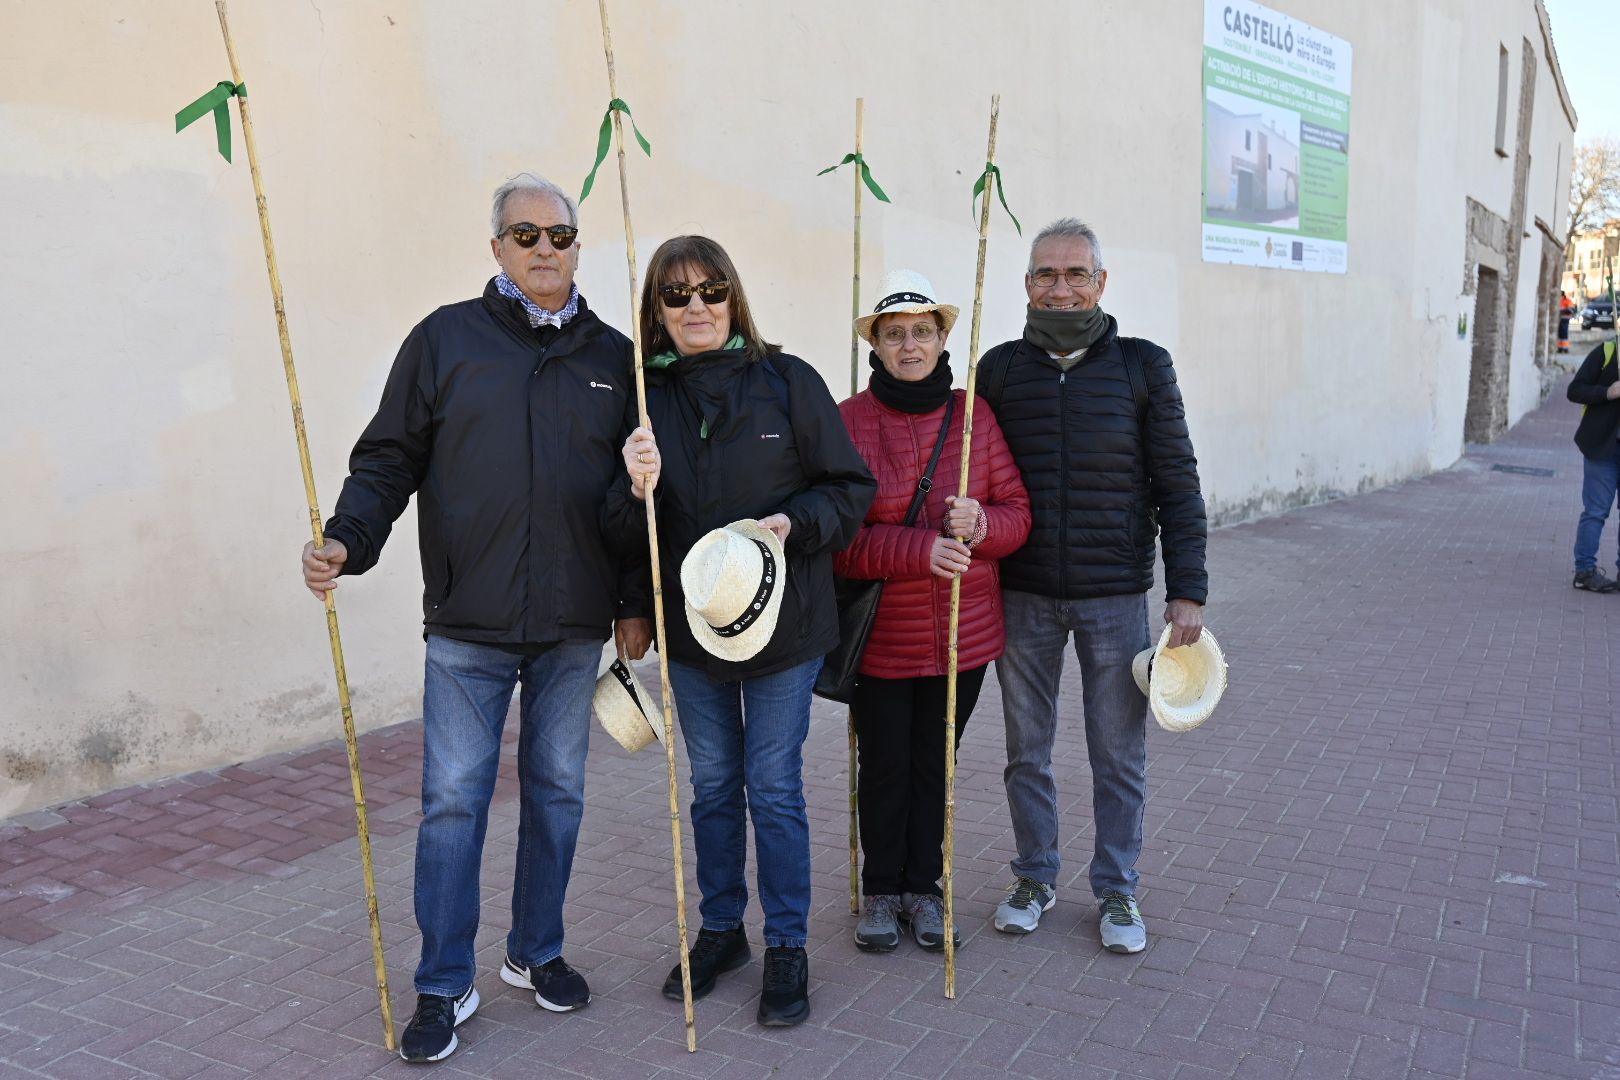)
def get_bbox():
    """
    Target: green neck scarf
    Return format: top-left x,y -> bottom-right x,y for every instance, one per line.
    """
647,334 -> 745,369
1023,304 -> 1108,356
